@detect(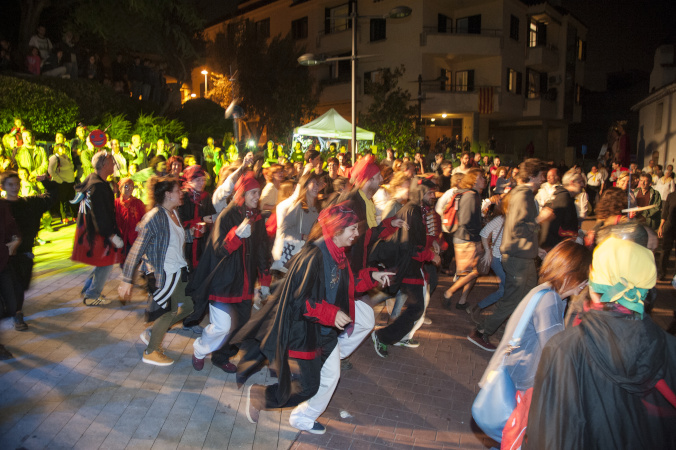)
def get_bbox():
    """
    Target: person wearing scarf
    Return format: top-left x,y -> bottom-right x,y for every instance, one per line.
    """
177,165 -> 216,273
369,176 -> 441,357
187,173 -> 271,374
525,237 -> 676,449
233,202 -> 392,434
